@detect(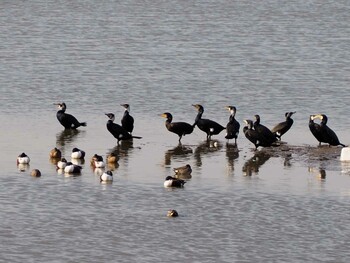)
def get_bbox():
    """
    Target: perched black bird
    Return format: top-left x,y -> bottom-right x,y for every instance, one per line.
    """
106,113 -> 142,144
253,115 -> 277,145
271,112 -> 296,140
243,120 -> 274,149
161,112 -> 194,142
309,114 -> 345,147
224,106 -> 240,144
121,104 -> 134,134
54,102 -> 86,129
192,104 -> 225,140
